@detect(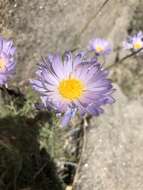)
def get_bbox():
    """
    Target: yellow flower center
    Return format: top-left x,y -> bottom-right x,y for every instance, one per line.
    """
0,58 -> 6,71
133,42 -> 142,49
58,78 -> 85,100
96,46 -> 104,53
